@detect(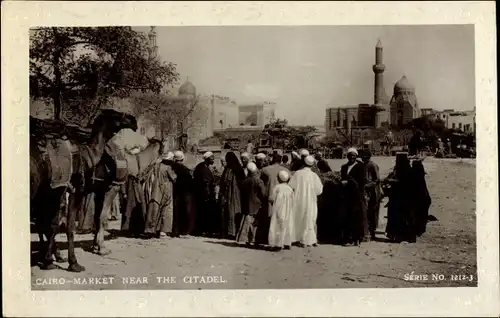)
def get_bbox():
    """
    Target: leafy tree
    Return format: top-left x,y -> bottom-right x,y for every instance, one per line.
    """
30,27 -> 179,120
131,92 -> 206,139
